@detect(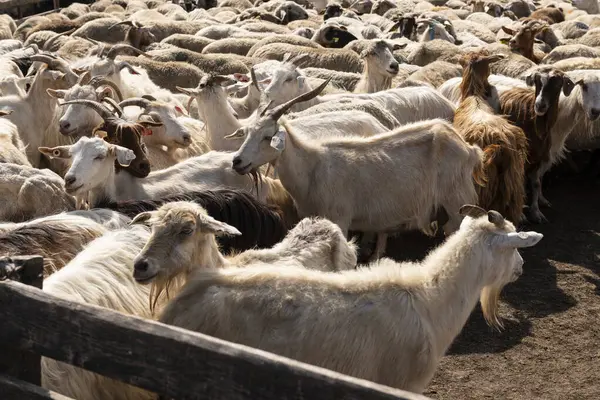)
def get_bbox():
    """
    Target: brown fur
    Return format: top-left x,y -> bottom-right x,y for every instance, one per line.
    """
93,121 -> 151,178
502,20 -> 548,63
455,52 -> 528,223
528,7 -> 564,25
